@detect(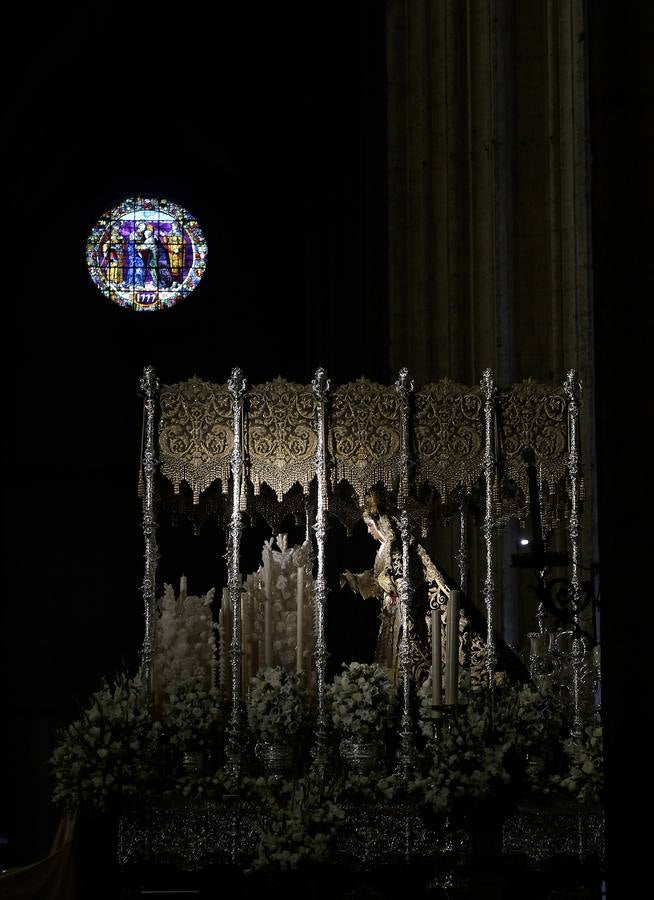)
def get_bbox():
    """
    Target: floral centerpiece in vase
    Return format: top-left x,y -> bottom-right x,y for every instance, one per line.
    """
161,676 -> 222,774
51,672 -> 160,813
327,662 -> 391,774
551,722 -> 604,804
247,667 -> 307,775
413,674 -> 569,832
